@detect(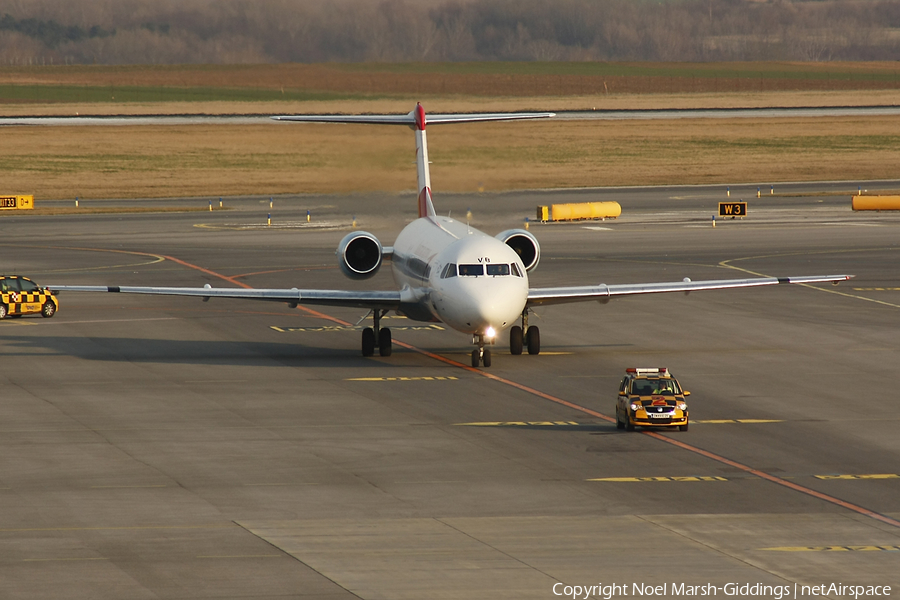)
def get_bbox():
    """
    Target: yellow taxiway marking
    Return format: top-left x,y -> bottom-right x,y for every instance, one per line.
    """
347,376 -> 458,382
695,419 -> 784,424
763,545 -> 900,552
815,473 -> 899,480
23,557 -> 110,562
271,324 -> 444,332
90,485 -> 167,489
456,421 -> 580,427
197,554 -> 282,559
853,287 -> 900,291
589,476 -> 728,482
